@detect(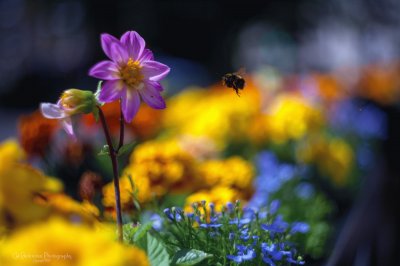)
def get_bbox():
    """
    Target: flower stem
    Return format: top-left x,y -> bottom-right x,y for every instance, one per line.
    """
117,99 -> 125,152
97,105 -> 123,242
